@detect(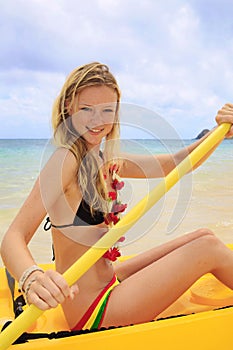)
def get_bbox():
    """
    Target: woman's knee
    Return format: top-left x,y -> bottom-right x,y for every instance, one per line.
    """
185,227 -> 215,242
195,230 -> 223,251
195,227 -> 215,237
